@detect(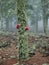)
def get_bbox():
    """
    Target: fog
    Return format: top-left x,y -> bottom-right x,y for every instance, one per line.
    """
0,18 -> 49,33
